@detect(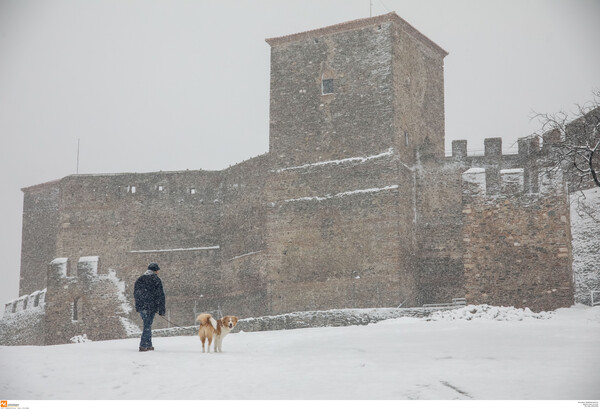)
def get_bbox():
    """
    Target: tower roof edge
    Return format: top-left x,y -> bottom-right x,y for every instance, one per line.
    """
265,12 -> 448,57
21,179 -> 62,193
